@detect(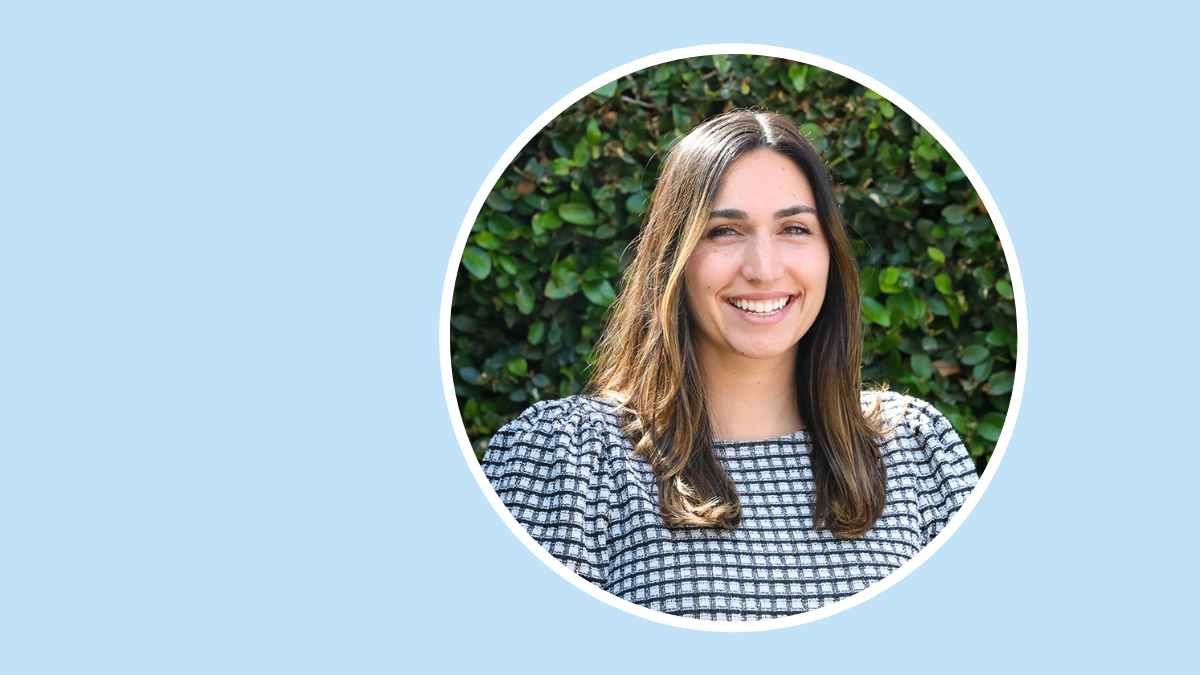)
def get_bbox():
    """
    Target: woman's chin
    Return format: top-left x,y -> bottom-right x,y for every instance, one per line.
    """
727,338 -> 801,362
